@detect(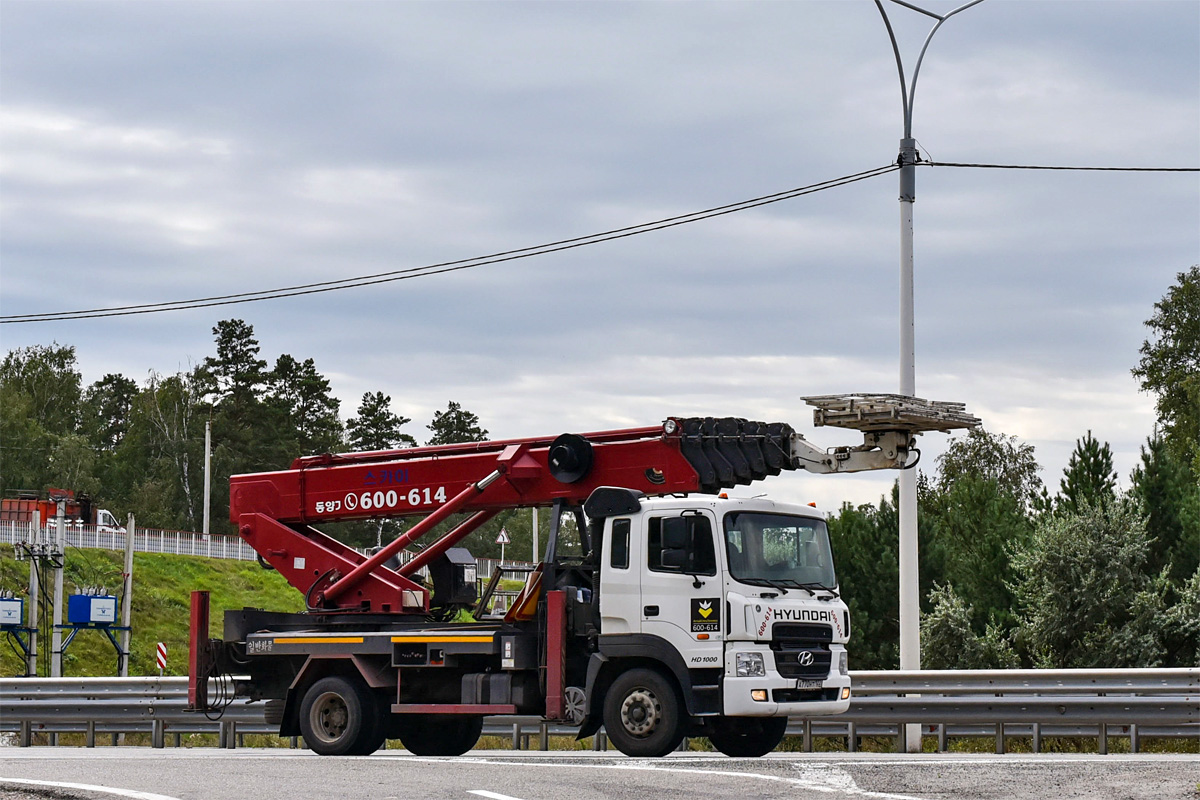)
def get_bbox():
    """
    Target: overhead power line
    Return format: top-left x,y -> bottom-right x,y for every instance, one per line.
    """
1,164 -> 898,324
925,161 -> 1198,172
